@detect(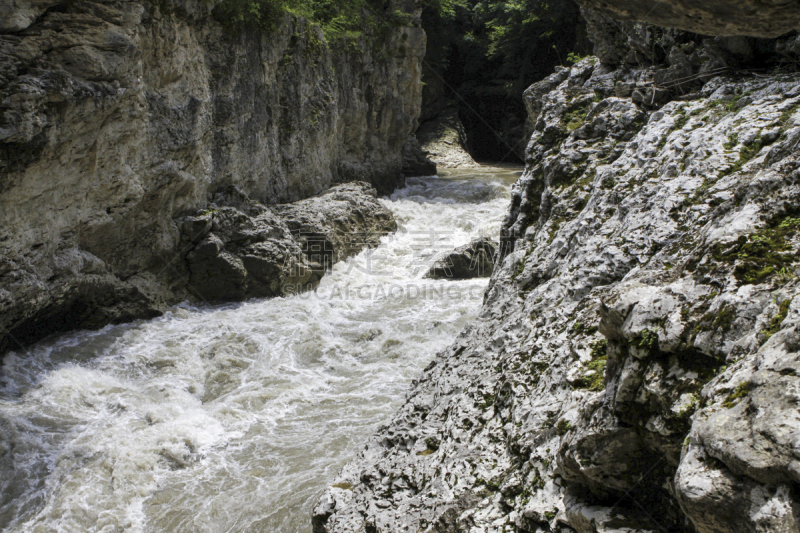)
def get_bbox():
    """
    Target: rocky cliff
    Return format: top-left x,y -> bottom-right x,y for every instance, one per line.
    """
315,8 -> 800,533
0,0 -> 425,353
